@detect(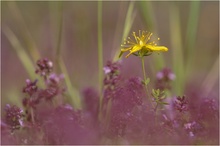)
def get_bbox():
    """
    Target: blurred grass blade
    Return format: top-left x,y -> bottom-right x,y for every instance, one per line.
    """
98,0 -> 103,92
2,26 -> 35,80
138,1 -> 165,73
59,59 -> 82,109
185,1 -> 200,77
202,56 -> 219,97
97,1 -> 104,119
7,1 -> 41,61
138,1 -> 154,31
113,1 -> 135,62
169,3 -> 185,95
48,2 -> 81,109
121,1 -> 135,42
54,2 -> 63,72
